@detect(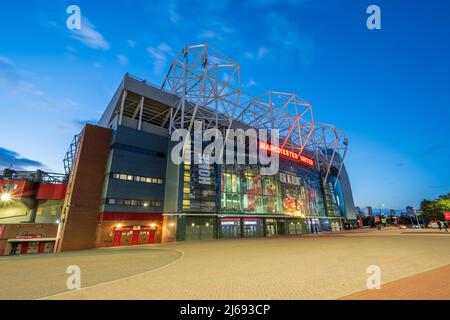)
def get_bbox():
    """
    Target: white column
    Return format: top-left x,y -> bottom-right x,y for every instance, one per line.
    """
118,90 -> 128,126
138,96 -> 144,130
